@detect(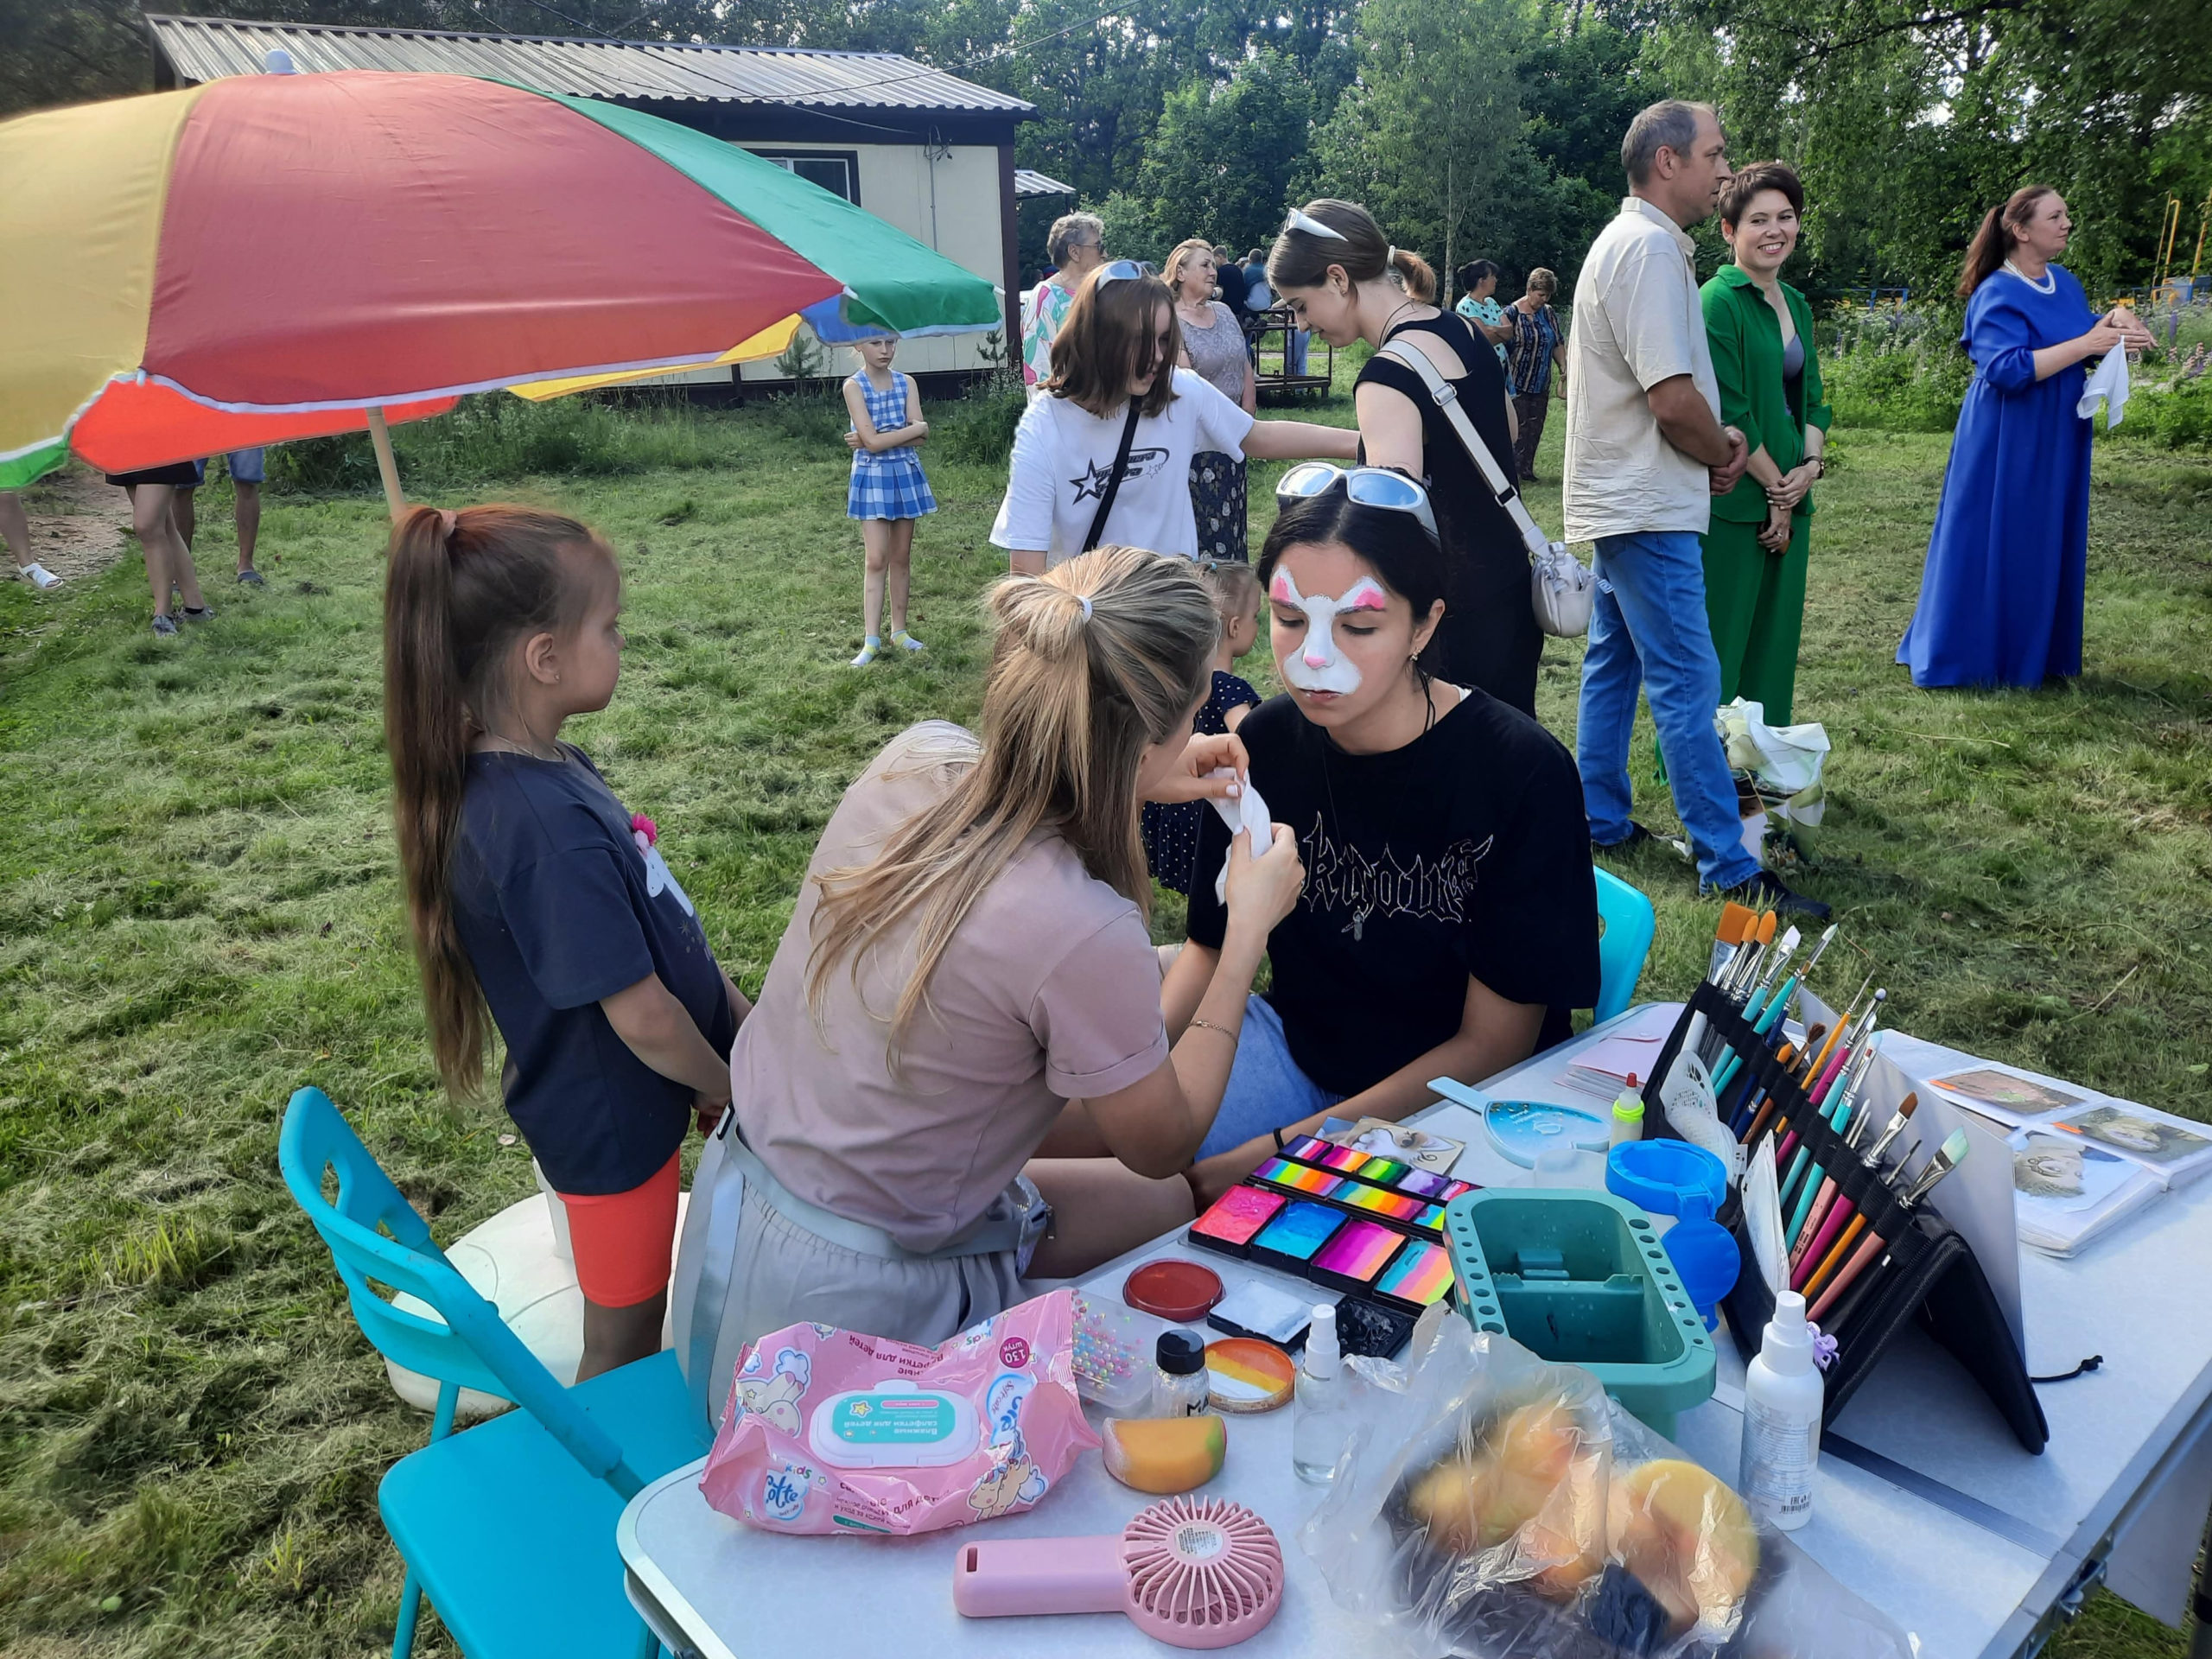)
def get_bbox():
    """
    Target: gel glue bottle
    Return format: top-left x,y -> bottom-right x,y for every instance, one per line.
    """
1293,1305 -> 1351,1484
1739,1290 -> 1822,1530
